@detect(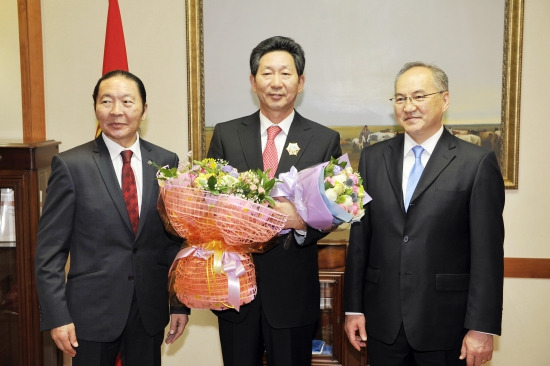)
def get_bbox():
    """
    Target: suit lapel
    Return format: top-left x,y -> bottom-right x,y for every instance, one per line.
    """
238,112 -> 263,170
139,140 -> 156,238
92,137 -> 134,235
410,129 -> 457,204
383,134 -> 406,212
277,111 -> 313,174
